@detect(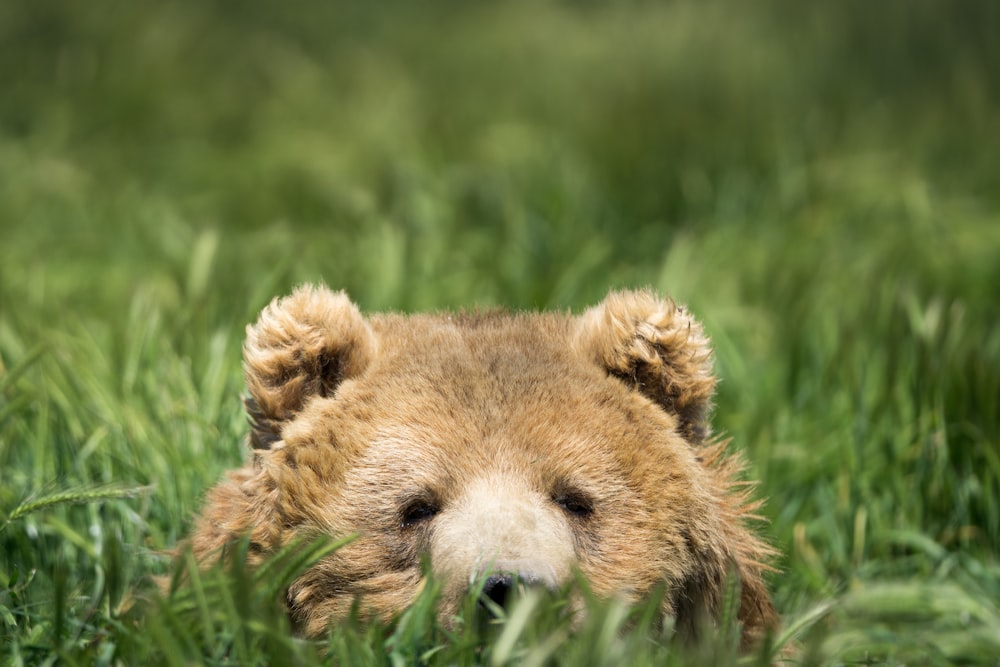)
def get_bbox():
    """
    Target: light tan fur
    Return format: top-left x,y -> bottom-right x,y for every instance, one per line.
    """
186,285 -> 778,647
